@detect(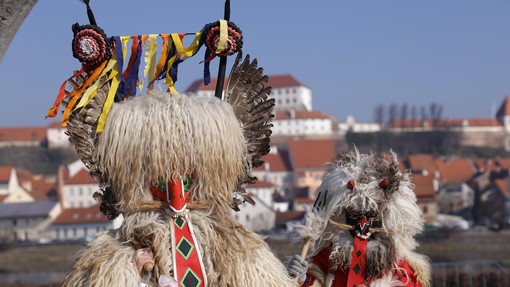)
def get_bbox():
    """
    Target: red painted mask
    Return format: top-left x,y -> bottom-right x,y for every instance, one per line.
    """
150,176 -> 192,213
